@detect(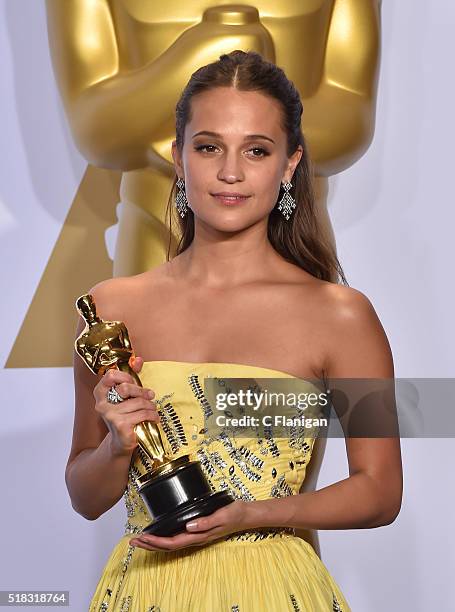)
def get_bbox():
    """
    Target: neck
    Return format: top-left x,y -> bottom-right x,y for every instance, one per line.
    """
170,221 -> 283,288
